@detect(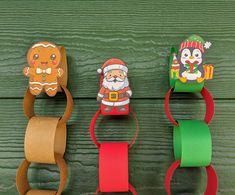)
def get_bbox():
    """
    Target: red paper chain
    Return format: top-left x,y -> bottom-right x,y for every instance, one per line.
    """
89,108 -> 139,194
164,86 -> 218,194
